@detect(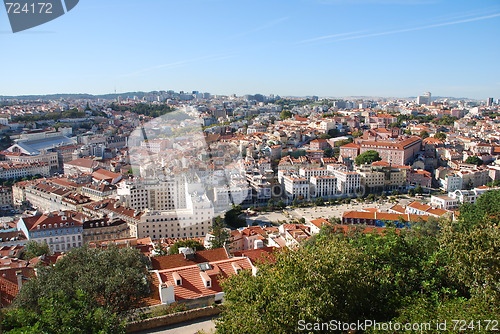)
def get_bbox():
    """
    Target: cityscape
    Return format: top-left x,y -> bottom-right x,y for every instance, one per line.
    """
0,91 -> 498,332
1,0 -> 499,333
